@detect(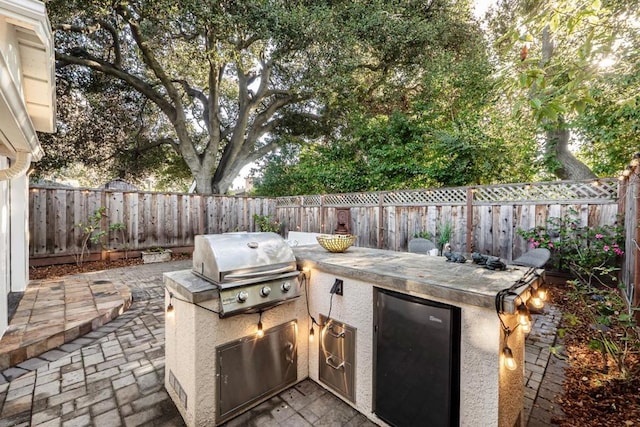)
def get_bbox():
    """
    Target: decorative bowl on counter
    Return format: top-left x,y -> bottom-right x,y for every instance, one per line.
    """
316,234 -> 357,253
